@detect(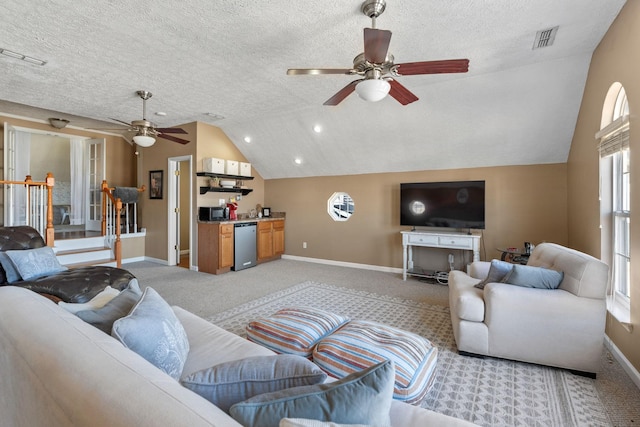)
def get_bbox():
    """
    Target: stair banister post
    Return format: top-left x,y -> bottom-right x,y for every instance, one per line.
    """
101,180 -> 109,236
24,175 -> 32,227
115,198 -> 122,268
45,172 -> 55,247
